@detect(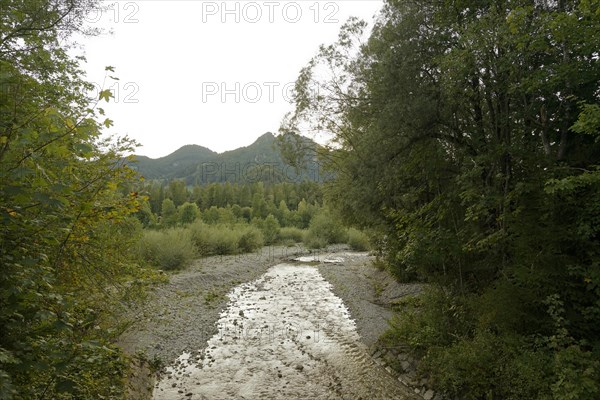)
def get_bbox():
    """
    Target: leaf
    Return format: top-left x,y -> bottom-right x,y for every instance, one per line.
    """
105,66 -> 115,72
103,118 -> 114,128
65,118 -> 76,130
99,89 -> 113,103
74,142 -> 94,156
55,378 -> 77,393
